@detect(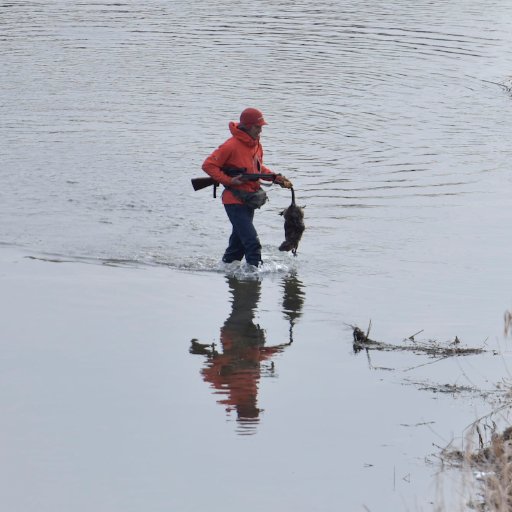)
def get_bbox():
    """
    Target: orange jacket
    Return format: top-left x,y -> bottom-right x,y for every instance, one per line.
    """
202,122 -> 275,205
